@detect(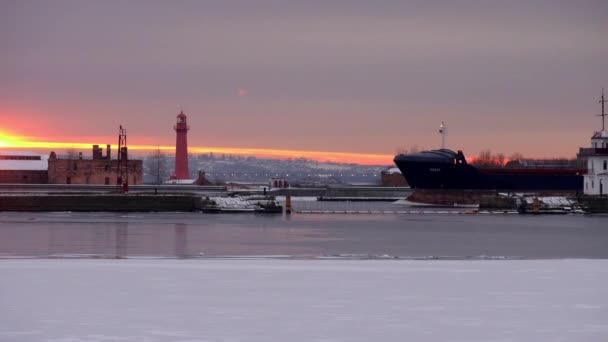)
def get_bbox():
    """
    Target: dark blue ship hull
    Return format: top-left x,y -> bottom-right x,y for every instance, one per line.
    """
394,149 -> 584,191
